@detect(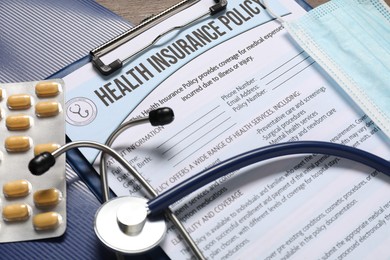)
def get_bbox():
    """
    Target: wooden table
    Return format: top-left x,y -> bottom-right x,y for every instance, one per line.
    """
96,0 -> 390,25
